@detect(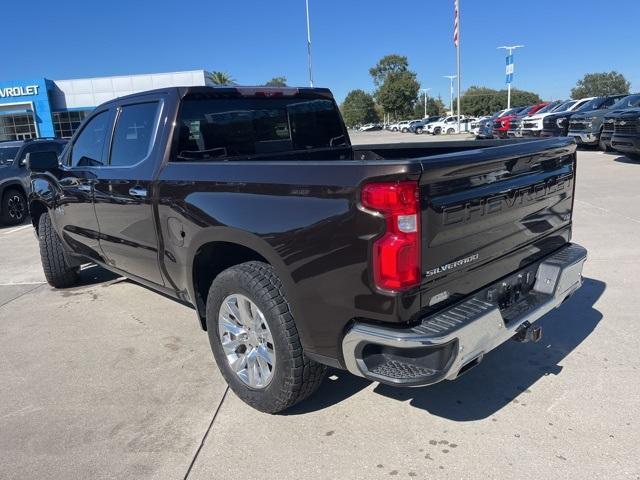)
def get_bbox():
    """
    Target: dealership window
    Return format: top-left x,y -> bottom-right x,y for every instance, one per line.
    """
0,113 -> 37,141
53,110 -> 91,138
